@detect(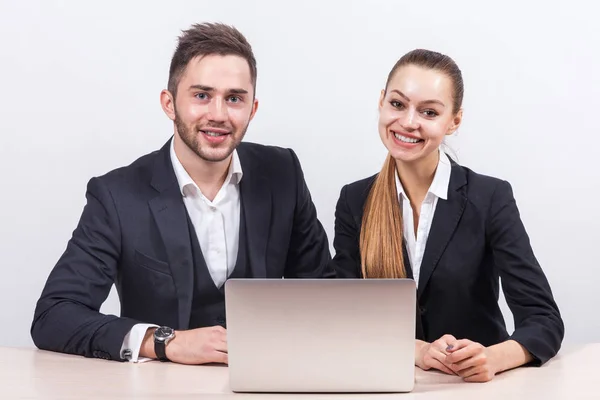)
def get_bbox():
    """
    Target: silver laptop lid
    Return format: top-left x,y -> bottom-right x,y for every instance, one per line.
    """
225,279 -> 416,393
